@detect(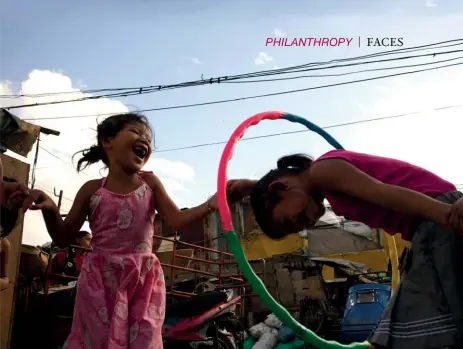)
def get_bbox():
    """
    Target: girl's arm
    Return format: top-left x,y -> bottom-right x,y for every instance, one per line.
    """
0,238 -> 10,291
23,180 -> 100,248
228,179 -> 258,201
310,159 -> 451,225
141,172 -> 212,231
